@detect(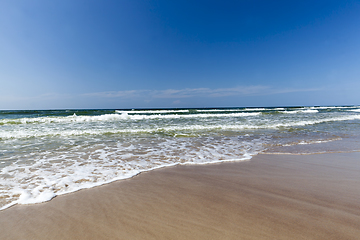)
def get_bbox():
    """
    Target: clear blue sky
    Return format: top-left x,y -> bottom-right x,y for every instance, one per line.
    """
1,0 -> 360,109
